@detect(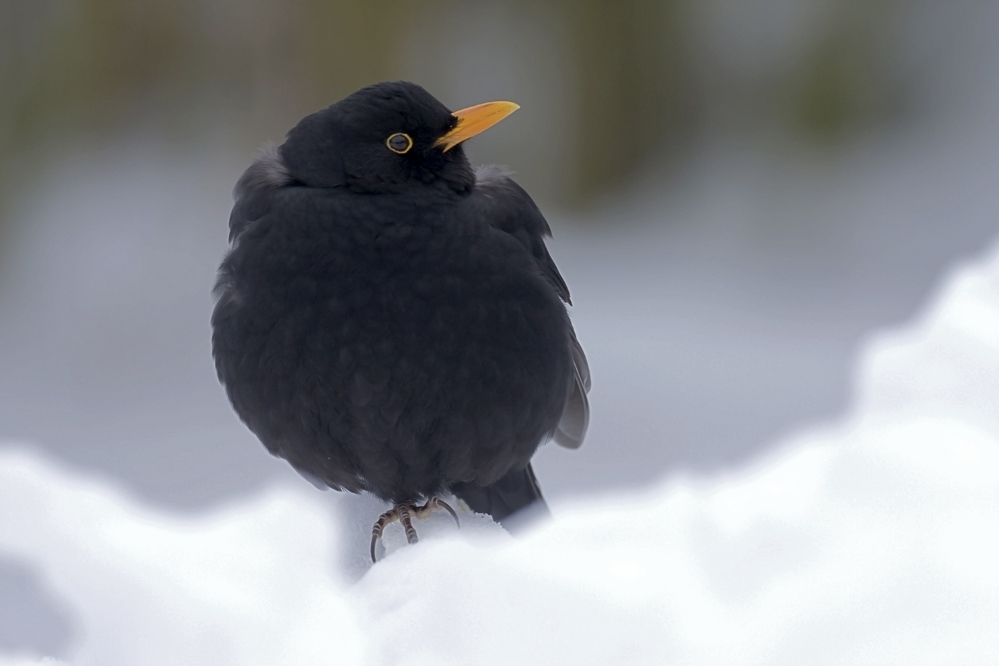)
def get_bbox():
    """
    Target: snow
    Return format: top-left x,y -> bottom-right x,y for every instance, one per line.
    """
3,244 -> 999,664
